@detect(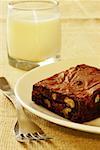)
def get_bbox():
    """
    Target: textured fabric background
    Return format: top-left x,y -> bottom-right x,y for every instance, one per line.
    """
1,0 -> 100,19
0,0 -> 100,149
